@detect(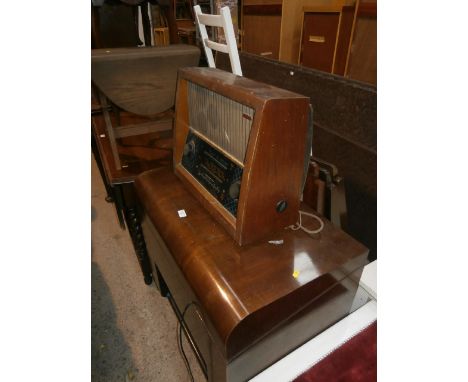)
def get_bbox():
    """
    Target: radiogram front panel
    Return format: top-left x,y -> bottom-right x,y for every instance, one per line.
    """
181,131 -> 243,216
187,81 -> 255,164
180,81 -> 256,217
